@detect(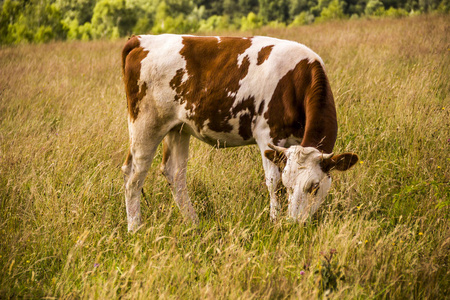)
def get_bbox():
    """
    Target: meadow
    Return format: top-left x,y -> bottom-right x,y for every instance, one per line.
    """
0,15 -> 449,299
